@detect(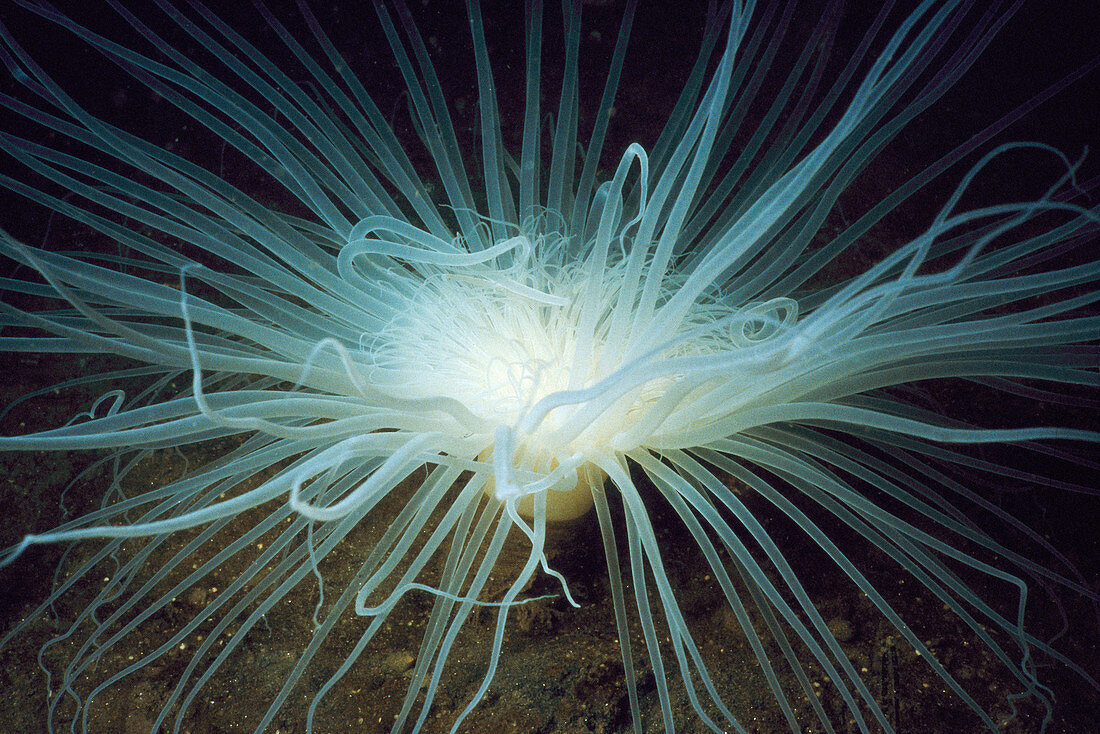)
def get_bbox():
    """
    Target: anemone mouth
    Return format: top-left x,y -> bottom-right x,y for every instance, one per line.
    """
373,262 -> 602,426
